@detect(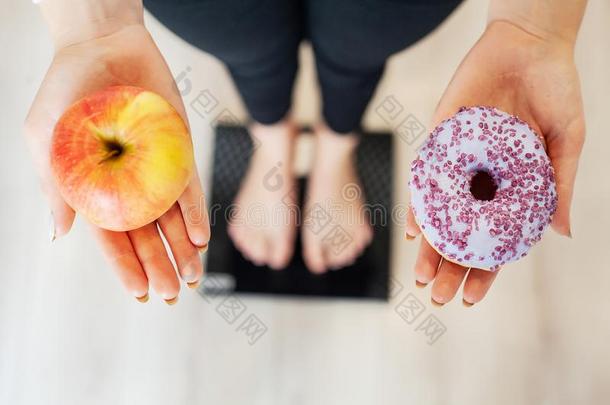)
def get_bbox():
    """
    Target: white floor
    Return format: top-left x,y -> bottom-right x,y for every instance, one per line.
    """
1,1 -> 609,404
